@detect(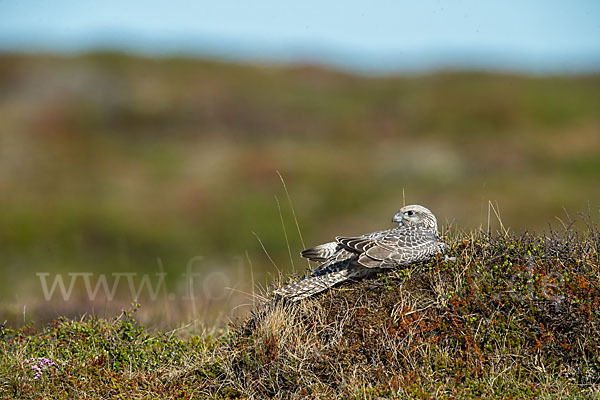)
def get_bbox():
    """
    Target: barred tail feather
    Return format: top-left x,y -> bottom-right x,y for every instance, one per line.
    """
274,270 -> 350,301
